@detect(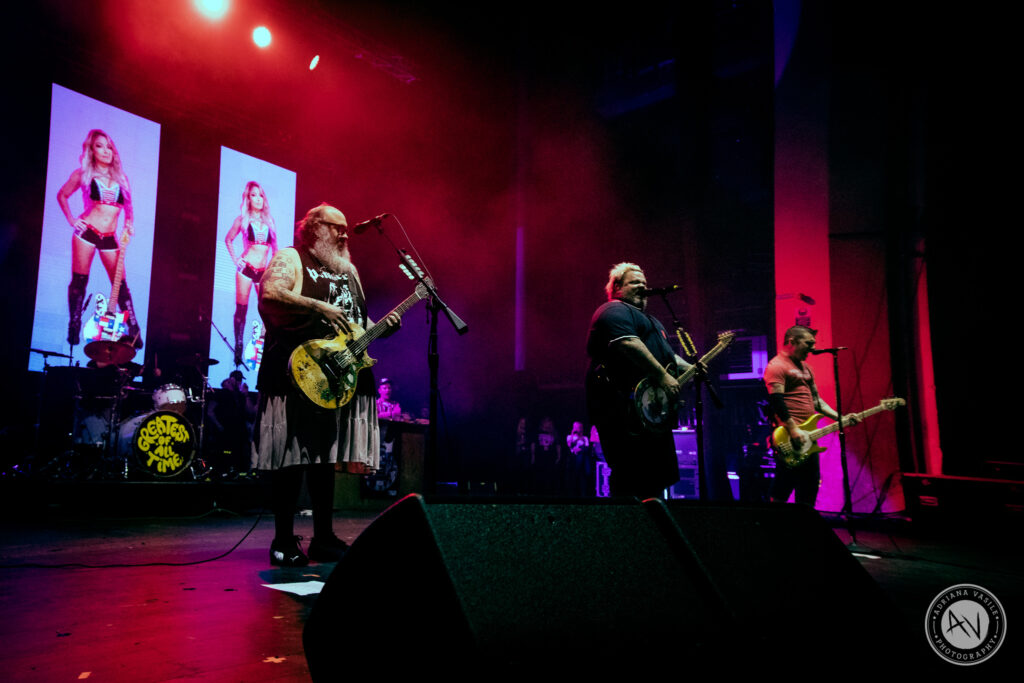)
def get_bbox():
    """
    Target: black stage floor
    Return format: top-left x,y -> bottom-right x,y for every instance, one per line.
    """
2,483 -> 1021,680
